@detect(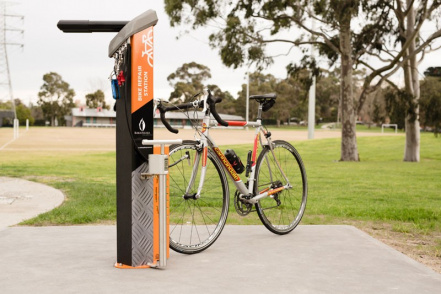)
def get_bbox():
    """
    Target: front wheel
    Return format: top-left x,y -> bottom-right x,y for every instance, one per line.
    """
254,140 -> 307,234
168,141 -> 229,254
